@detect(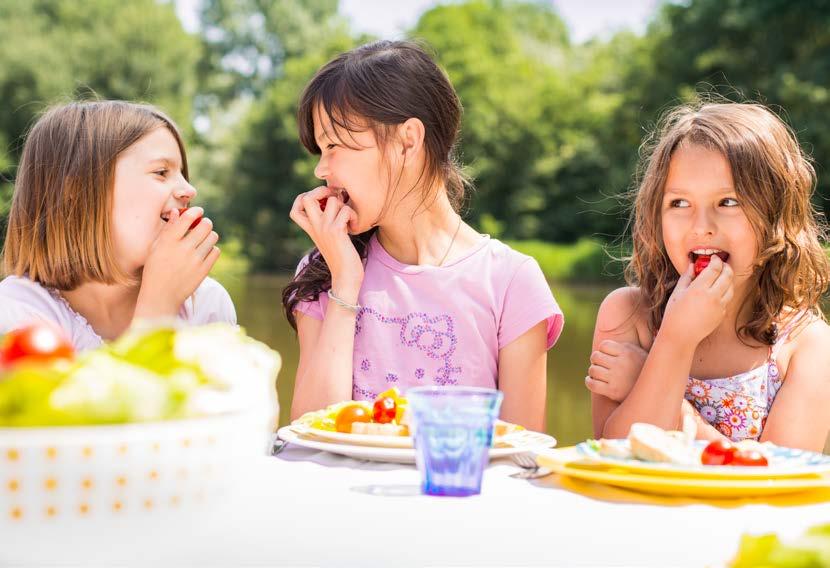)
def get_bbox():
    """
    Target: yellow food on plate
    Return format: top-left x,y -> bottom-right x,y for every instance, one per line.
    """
293,387 -> 522,438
